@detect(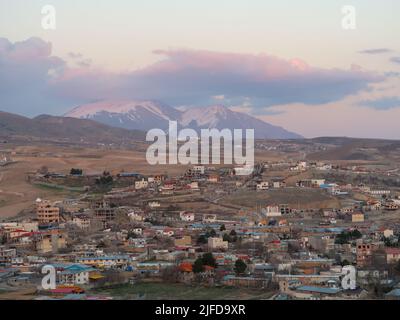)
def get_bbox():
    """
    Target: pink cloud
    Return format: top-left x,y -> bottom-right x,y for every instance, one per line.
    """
0,38 -> 386,116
